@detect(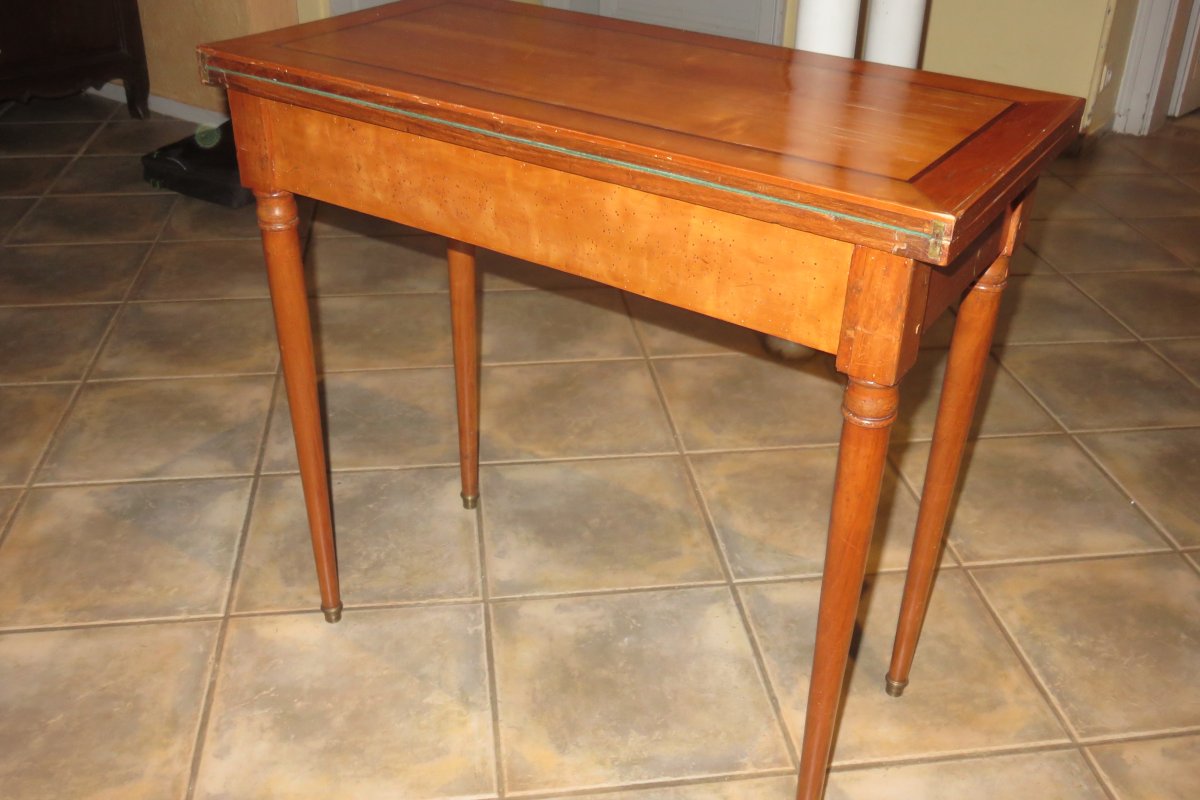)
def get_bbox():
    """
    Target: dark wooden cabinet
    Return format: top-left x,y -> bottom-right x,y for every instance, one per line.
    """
0,0 -> 150,118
